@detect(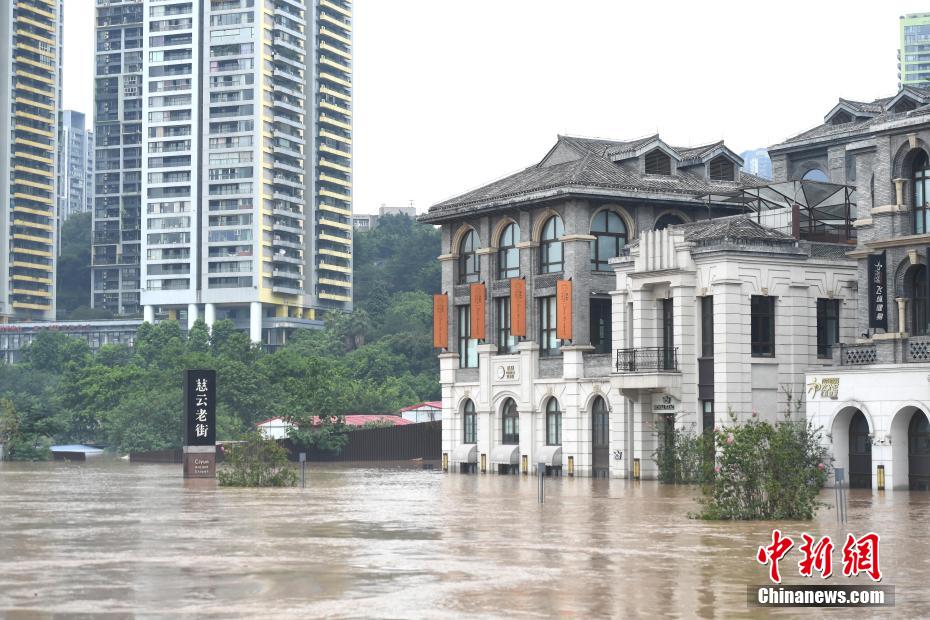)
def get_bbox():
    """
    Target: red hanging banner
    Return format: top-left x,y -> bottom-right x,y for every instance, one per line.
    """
556,279 -> 573,341
432,293 -> 448,349
470,282 -> 486,340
